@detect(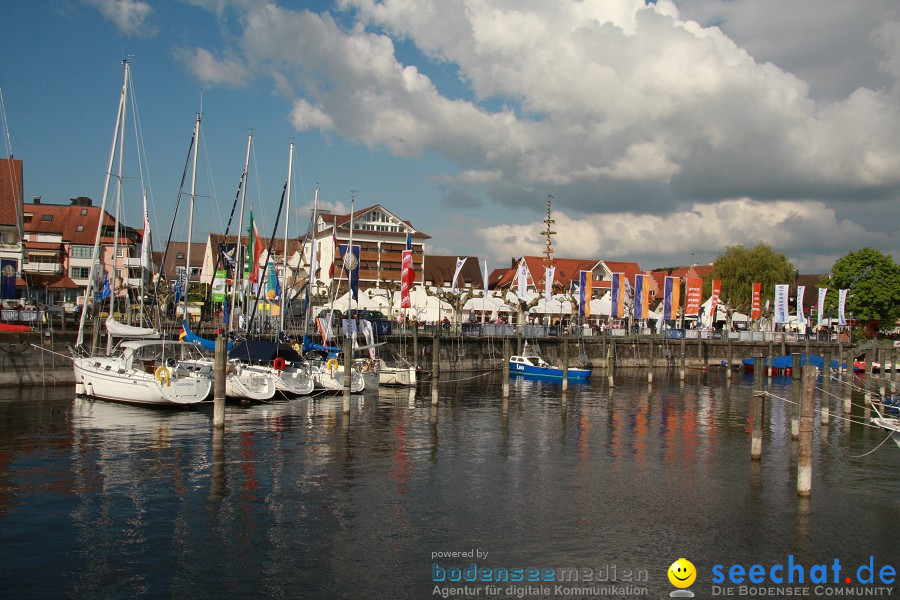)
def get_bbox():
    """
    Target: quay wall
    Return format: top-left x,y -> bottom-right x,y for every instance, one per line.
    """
0,330 -> 860,389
